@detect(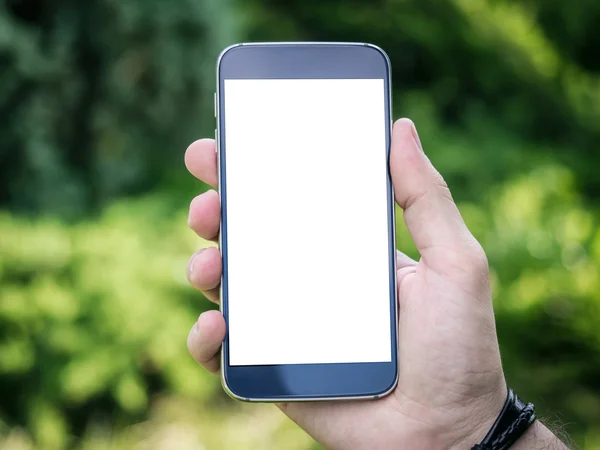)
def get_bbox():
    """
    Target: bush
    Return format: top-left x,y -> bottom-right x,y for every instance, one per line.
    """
0,397 -> 316,450
0,0 -> 237,216
0,195 -> 218,447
